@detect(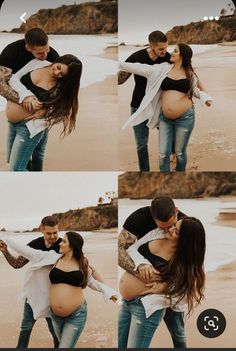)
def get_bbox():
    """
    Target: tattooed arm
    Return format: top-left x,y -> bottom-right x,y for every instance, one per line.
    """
0,66 -> 19,102
118,70 -> 132,85
118,228 -> 139,274
0,240 -> 29,269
